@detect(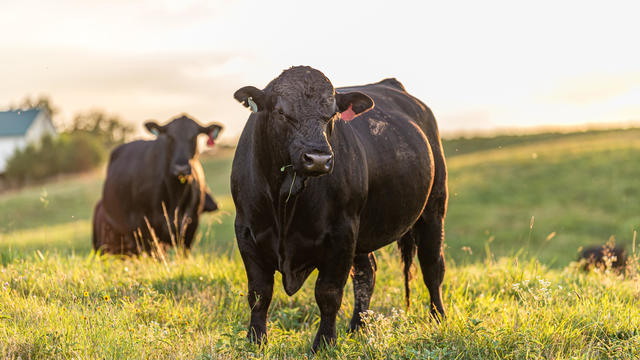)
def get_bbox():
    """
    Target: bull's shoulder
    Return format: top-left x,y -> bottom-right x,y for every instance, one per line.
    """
337,78 -> 407,94
377,78 -> 406,91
